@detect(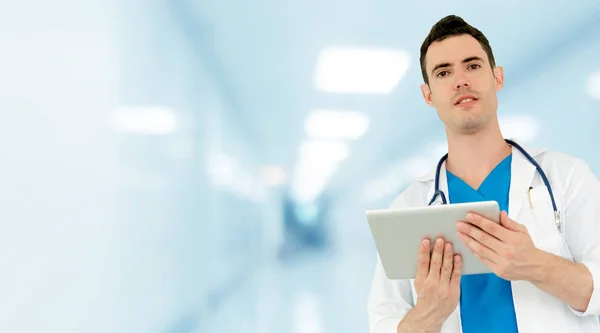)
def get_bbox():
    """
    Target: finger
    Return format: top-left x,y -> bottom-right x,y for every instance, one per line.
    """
450,254 -> 463,288
428,237 -> 444,279
456,221 -> 503,253
440,242 -> 454,283
415,238 -> 431,281
500,211 -> 525,232
464,212 -> 509,241
457,231 -> 499,264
